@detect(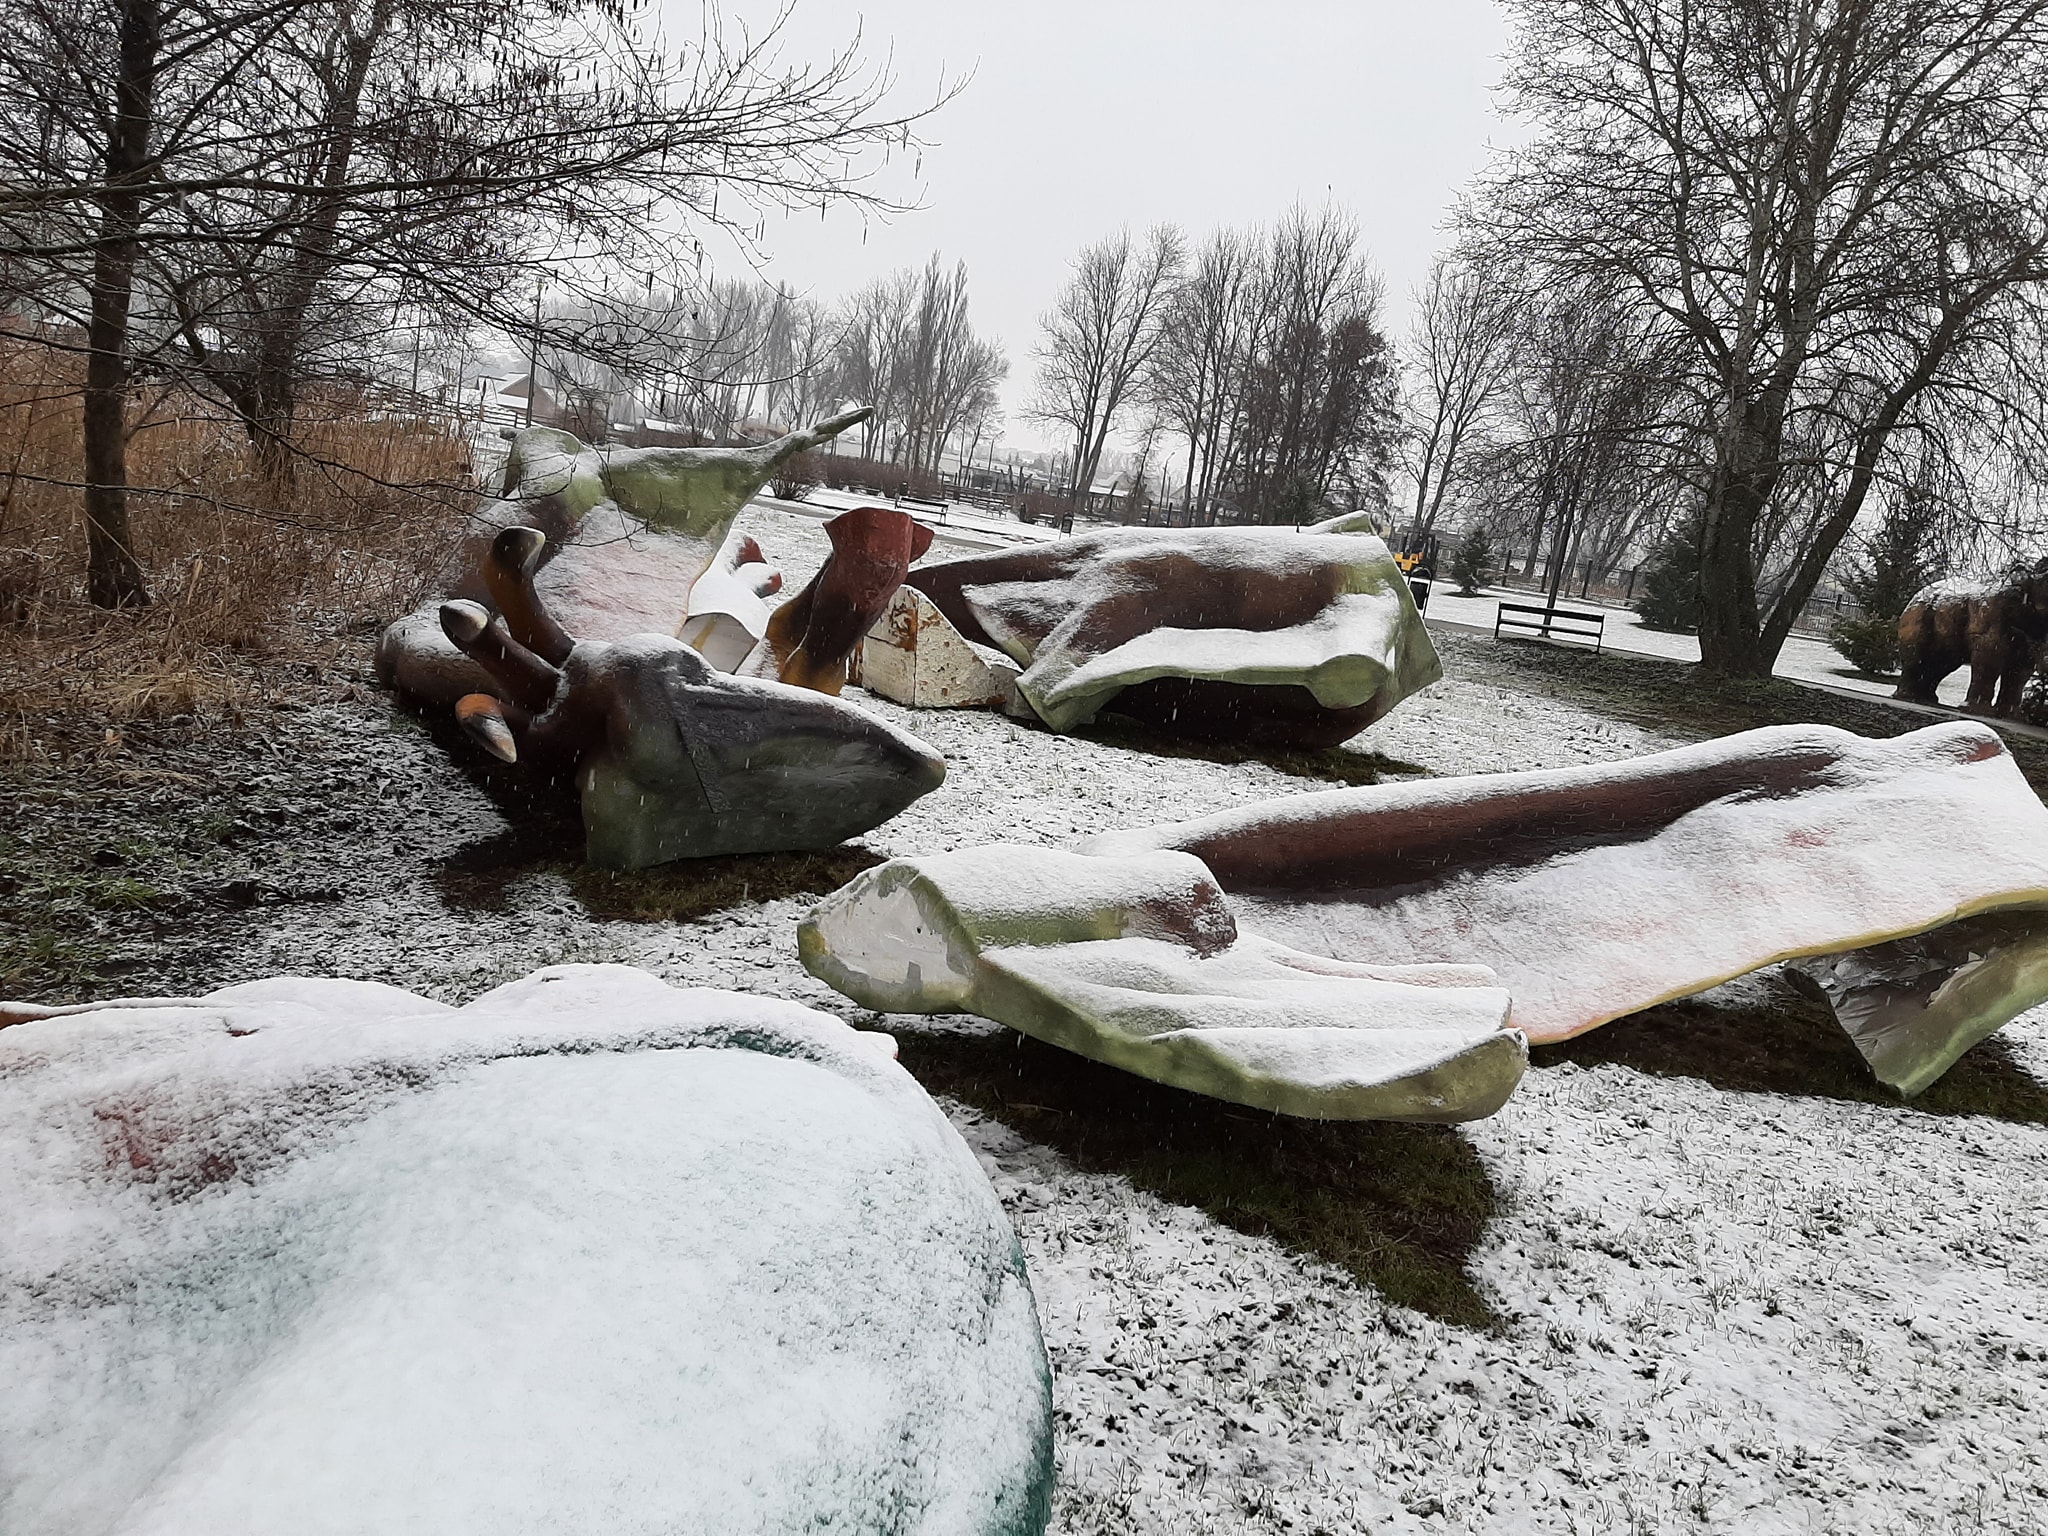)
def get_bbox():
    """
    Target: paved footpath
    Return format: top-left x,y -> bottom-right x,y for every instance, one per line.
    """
1424,585 -> 2048,744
